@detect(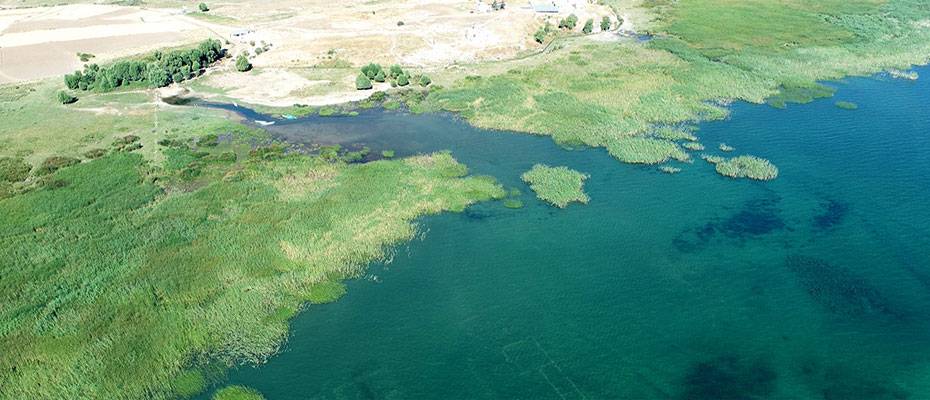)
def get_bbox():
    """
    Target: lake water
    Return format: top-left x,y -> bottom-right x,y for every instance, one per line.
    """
201,67 -> 930,399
